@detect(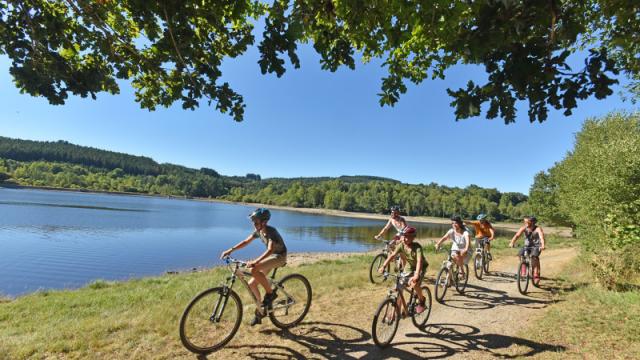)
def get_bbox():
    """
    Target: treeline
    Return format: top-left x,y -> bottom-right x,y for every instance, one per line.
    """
0,136 -> 529,221
528,112 -> 640,290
